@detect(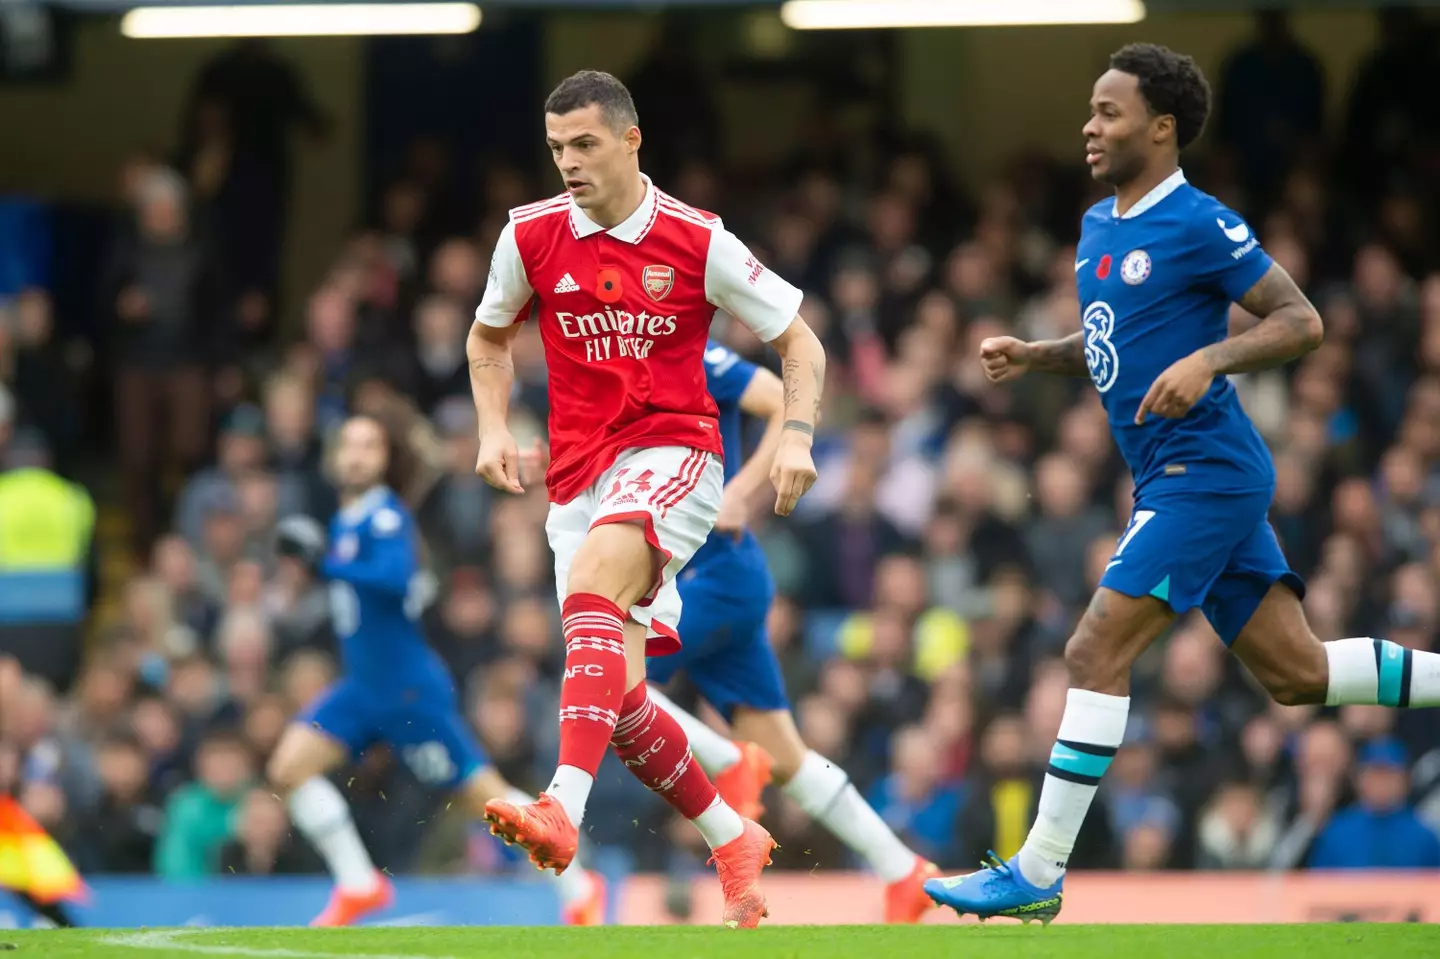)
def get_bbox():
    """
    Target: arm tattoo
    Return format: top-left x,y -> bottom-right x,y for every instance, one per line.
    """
469,357 -> 512,373
810,360 -> 824,421
1202,263 -> 1323,375
1030,332 -> 1089,376
783,419 -> 814,436
782,358 -> 801,411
